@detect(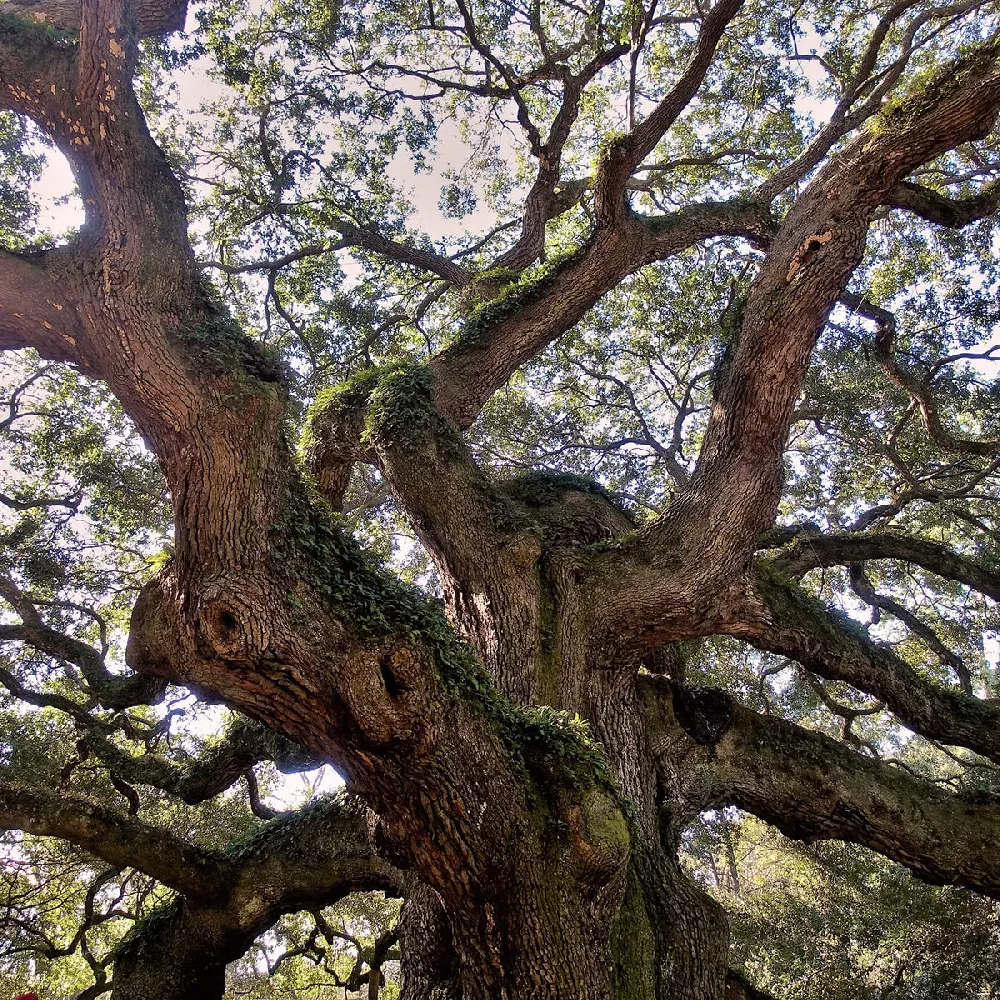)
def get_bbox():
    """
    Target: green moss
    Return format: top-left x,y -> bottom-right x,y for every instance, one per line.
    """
503,704 -> 610,785
501,469 -> 615,508
302,362 -> 442,460
755,559 -> 870,644
610,864 -> 657,999
114,897 -> 184,962
177,308 -> 285,386
228,793 -> 362,860
0,9 -> 78,47
299,365 -> 389,458
271,487 -> 617,795
536,583 -> 561,705
590,131 -> 628,176
877,41 -> 1000,130
455,247 -> 586,348
314,367 -> 386,417
579,784 -> 631,852
363,363 -> 435,448
289,376 -> 619,796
